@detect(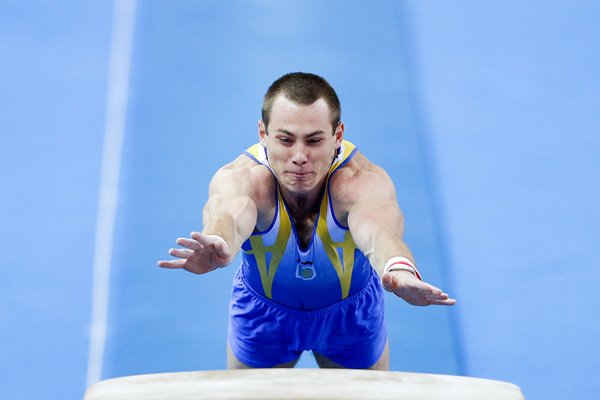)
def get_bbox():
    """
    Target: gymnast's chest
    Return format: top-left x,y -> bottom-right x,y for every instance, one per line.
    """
291,214 -> 317,250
